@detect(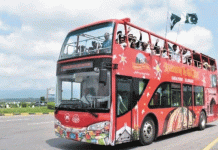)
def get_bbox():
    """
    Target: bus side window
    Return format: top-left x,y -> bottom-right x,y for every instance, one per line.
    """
116,78 -> 131,116
149,83 -> 171,108
194,86 -> 204,106
183,85 -> 192,106
171,83 -> 181,107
